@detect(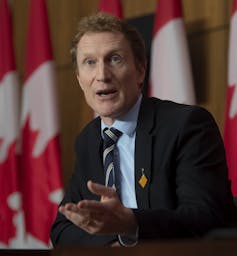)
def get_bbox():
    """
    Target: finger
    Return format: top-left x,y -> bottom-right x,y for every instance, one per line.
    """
60,206 -> 91,227
59,203 -> 78,214
65,203 -> 78,211
77,199 -> 104,211
59,202 -> 106,234
87,180 -> 116,198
